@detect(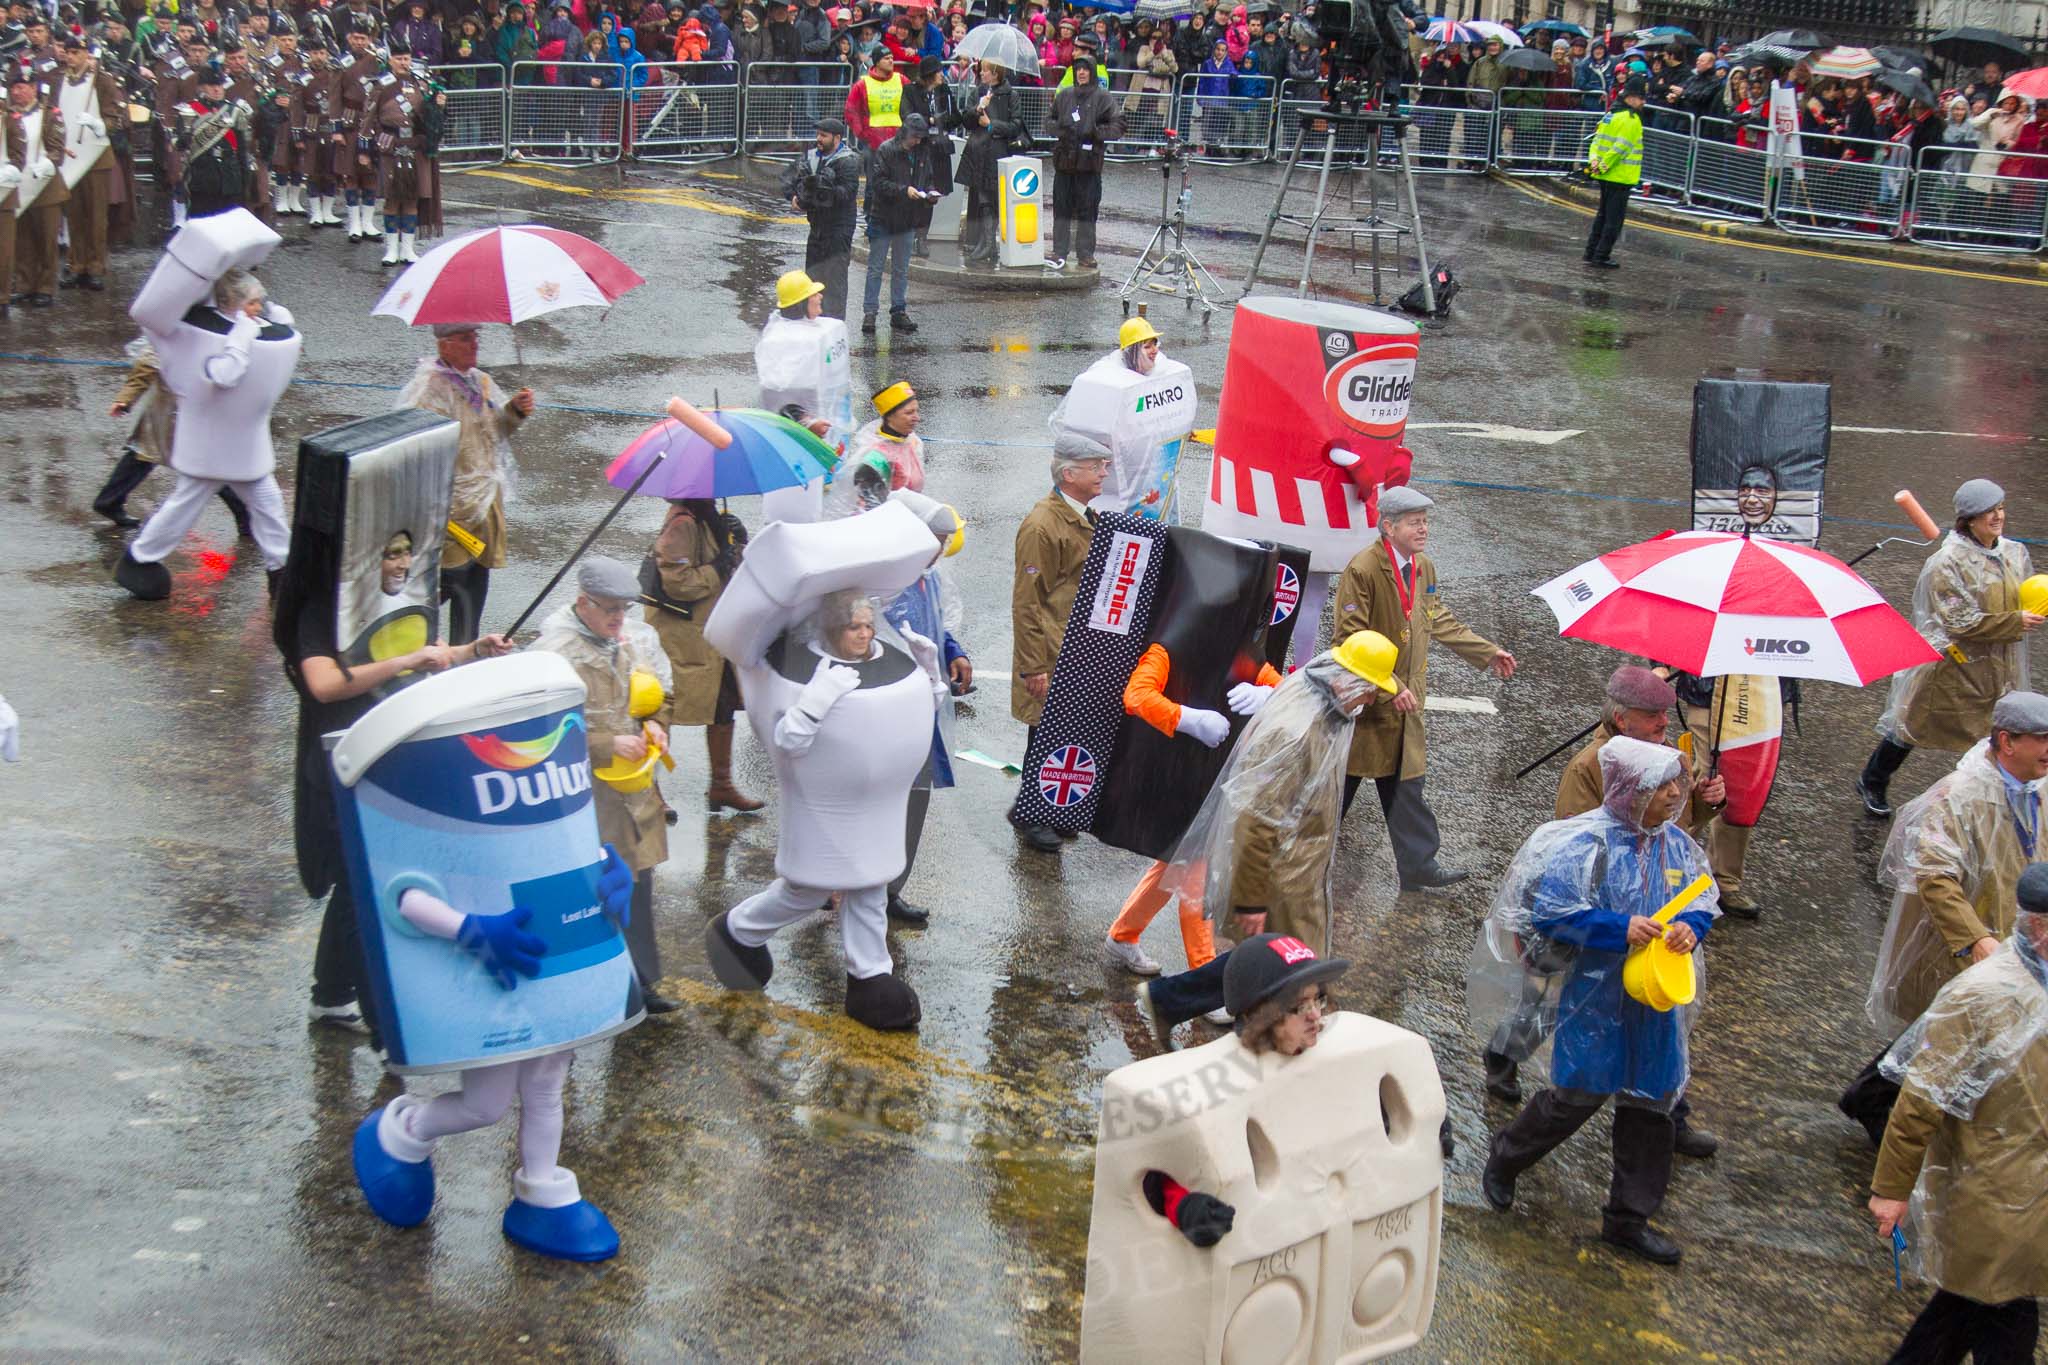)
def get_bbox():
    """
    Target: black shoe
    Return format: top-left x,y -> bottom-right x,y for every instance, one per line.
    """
642,991 -> 681,1014
59,270 -> 80,289
80,274 -> 105,292
1601,1223 -> 1682,1265
1016,822 -> 1062,853
704,911 -> 773,990
8,291 -> 29,304
27,293 -> 53,307
1399,864 -> 1469,893
1482,1049 -> 1522,1104
890,310 -> 918,334
1590,259 -> 1620,270
267,568 -> 283,598
885,895 -> 930,926
1439,1117 -> 1455,1161
1856,776 -> 1893,818
1480,1157 -> 1515,1211
845,971 -> 921,1031
861,313 -> 877,335
97,503 -> 142,528
1673,1122 -> 1720,1160
115,549 -> 172,600
1077,256 -> 1098,269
